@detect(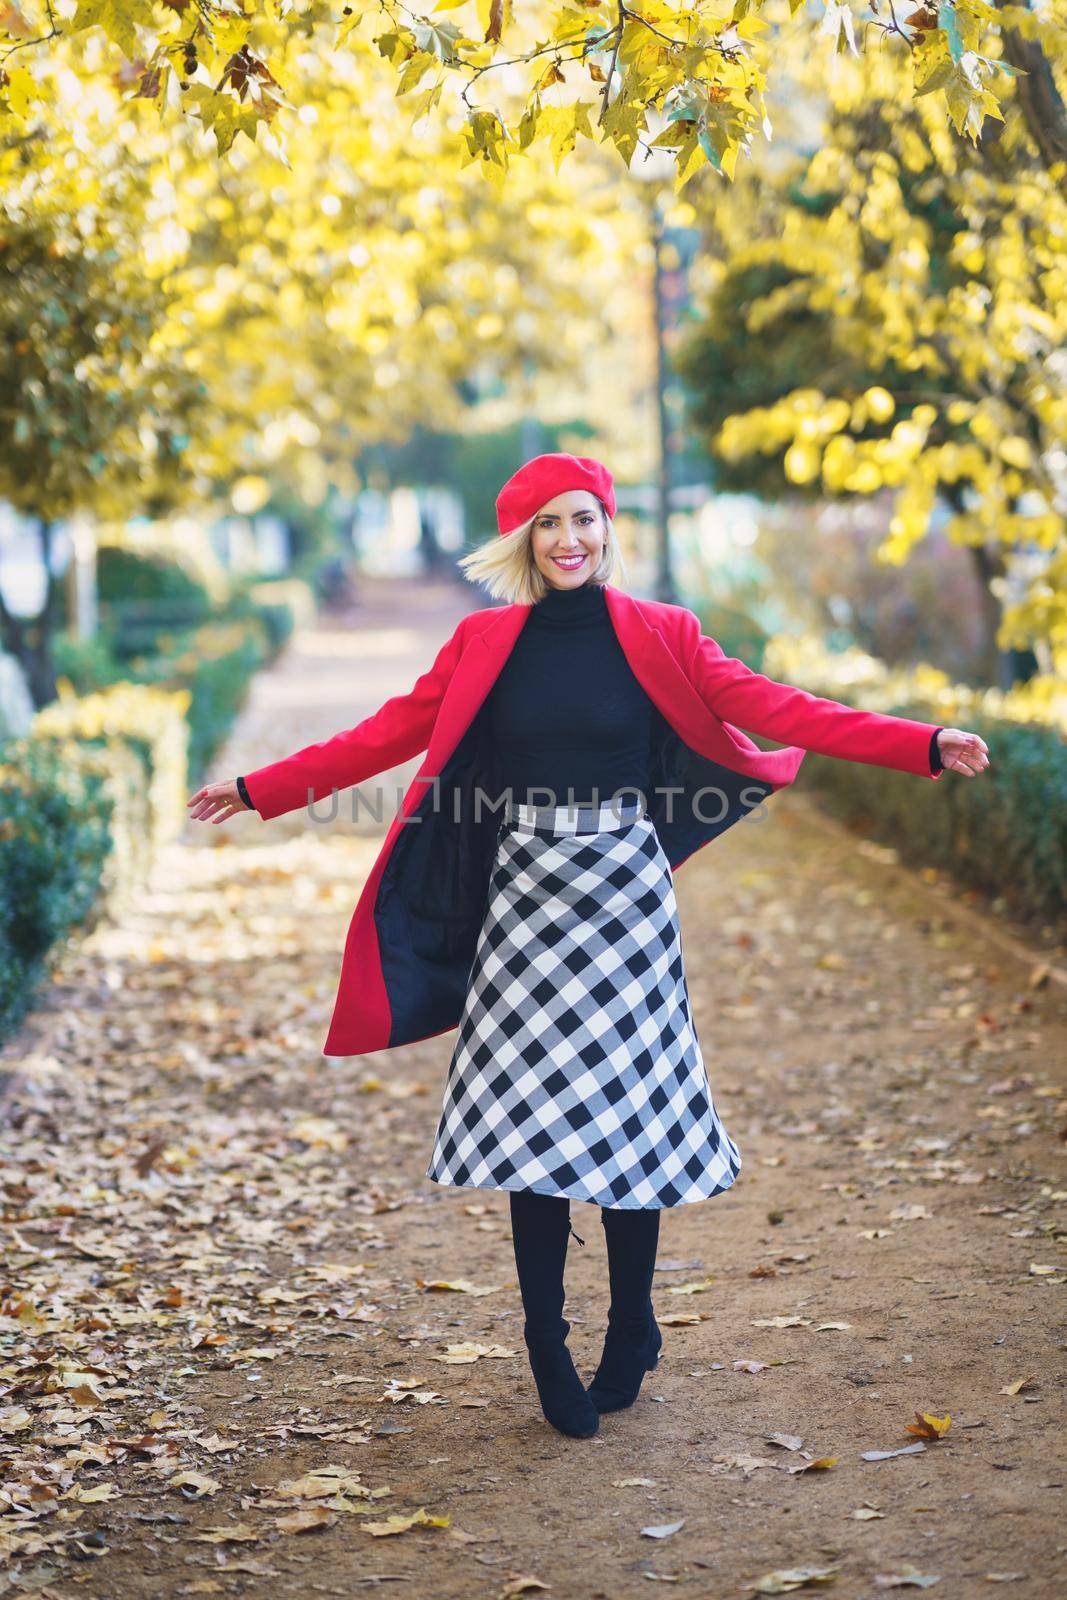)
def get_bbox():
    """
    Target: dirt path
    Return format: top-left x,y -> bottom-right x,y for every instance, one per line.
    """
3,577 -> 1065,1600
